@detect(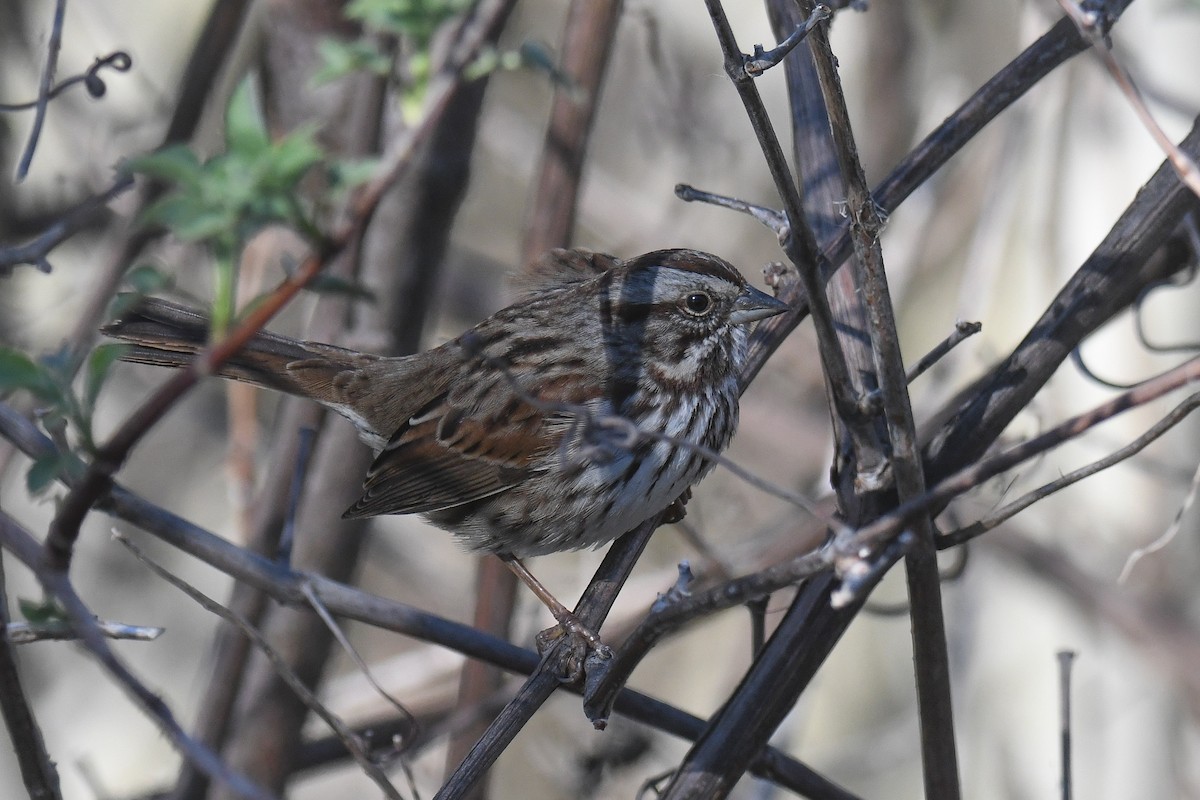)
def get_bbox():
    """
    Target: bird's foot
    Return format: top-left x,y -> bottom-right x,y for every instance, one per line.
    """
535,616 -> 613,685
